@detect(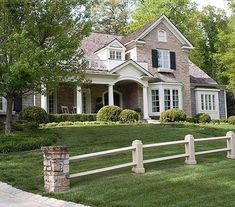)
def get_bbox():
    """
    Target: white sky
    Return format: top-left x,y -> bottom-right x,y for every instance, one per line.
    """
193,0 -> 231,15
